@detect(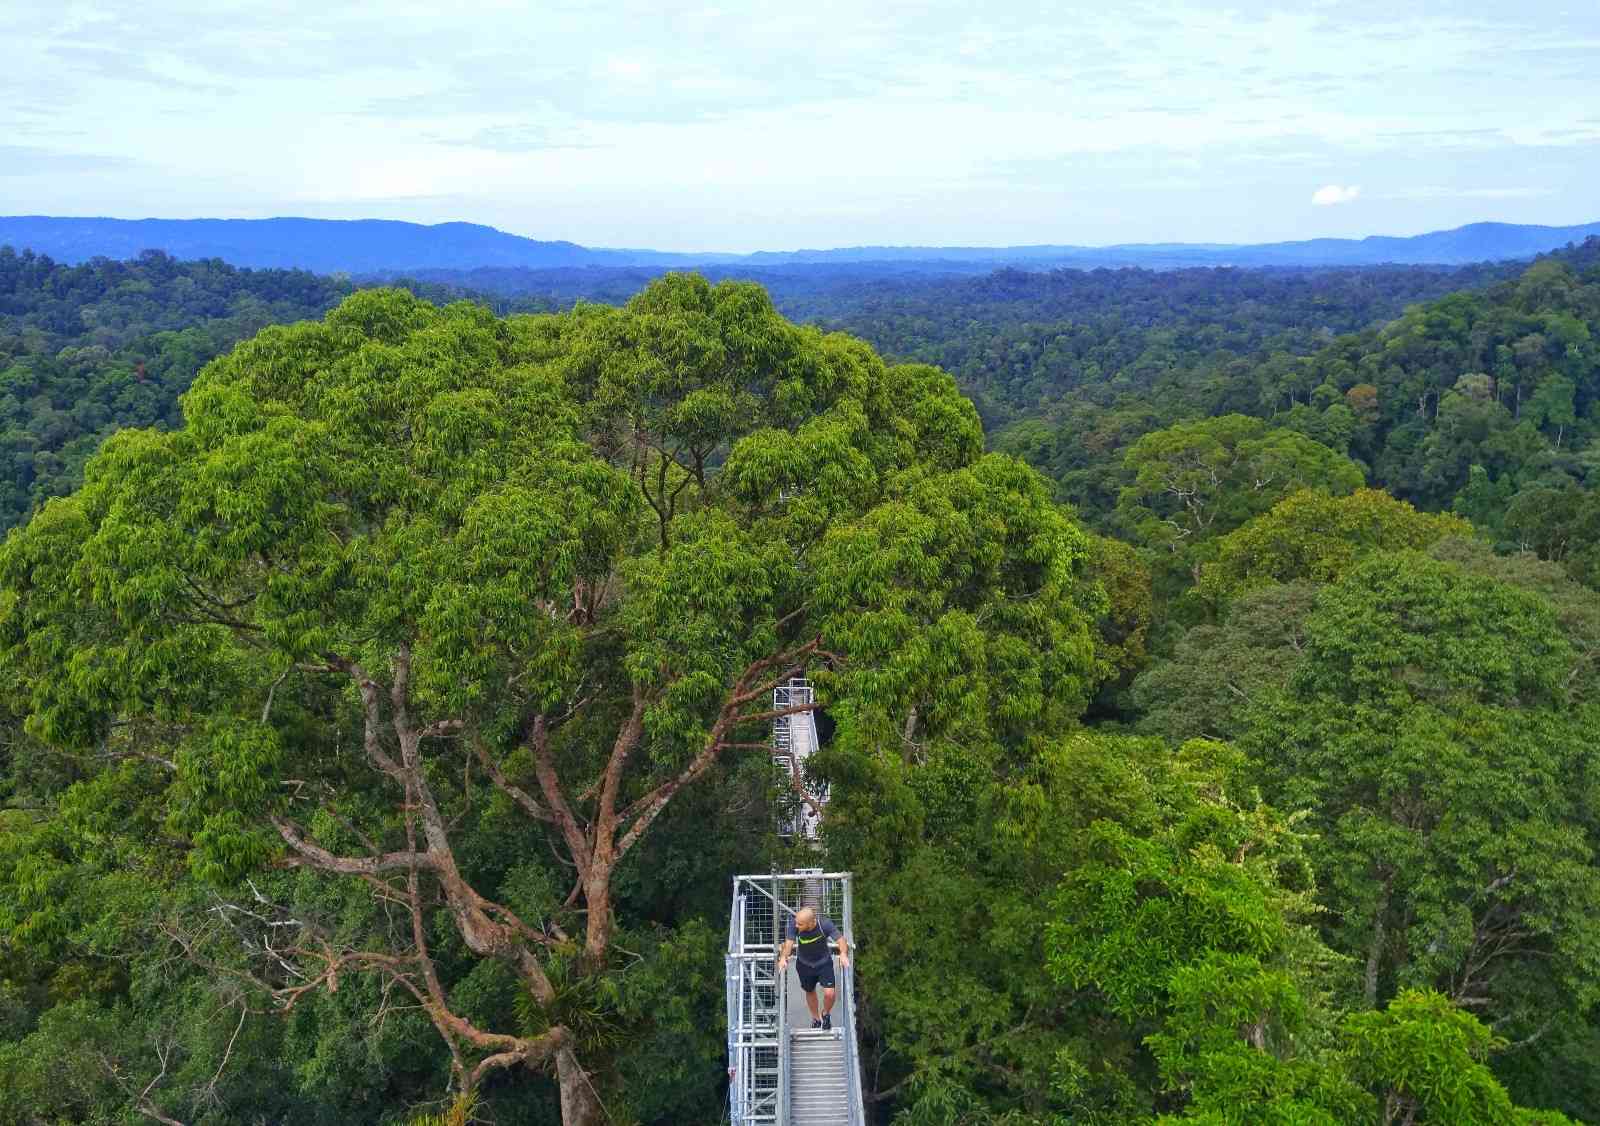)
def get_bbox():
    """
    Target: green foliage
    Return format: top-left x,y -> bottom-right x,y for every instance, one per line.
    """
1046,741 -> 1368,1123
7,245 -> 1600,1124
950,244 -> 1600,570
796,258 -> 1524,431
0,247 -> 554,535
1246,552 -> 1600,1047
607,919 -> 727,1125
1199,488 -> 1471,605
1117,415 -> 1365,565
407,1092 -> 477,1126
1,275 -> 1100,1125
827,730 -> 1198,1122
1502,485 -> 1600,587
1131,582 -> 1320,743
1428,535 -> 1600,705
1343,990 -> 1577,1125
1082,532 -> 1155,706
1047,775 -> 1316,1023
814,450 -> 1096,750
